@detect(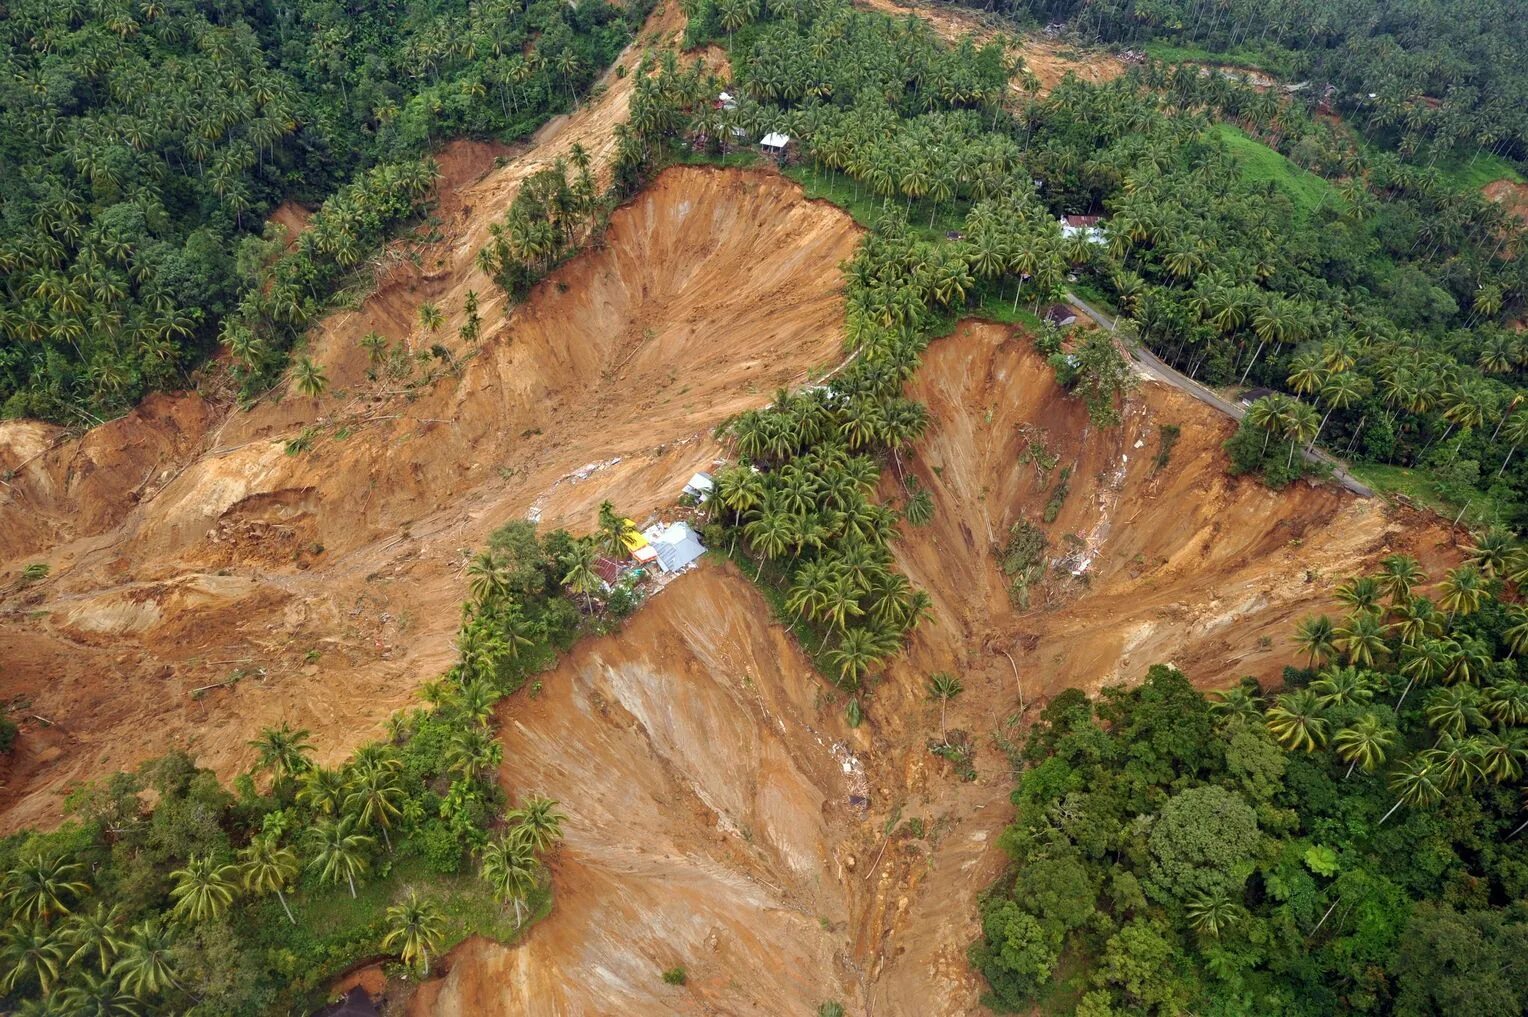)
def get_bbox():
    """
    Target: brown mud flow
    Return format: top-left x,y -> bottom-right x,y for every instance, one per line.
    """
0,164 -> 861,832
411,319 -> 1456,1015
